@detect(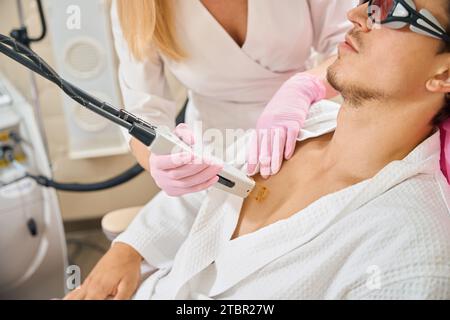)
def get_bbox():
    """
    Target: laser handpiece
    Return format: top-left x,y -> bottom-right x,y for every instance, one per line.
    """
121,109 -> 255,198
0,33 -> 256,198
